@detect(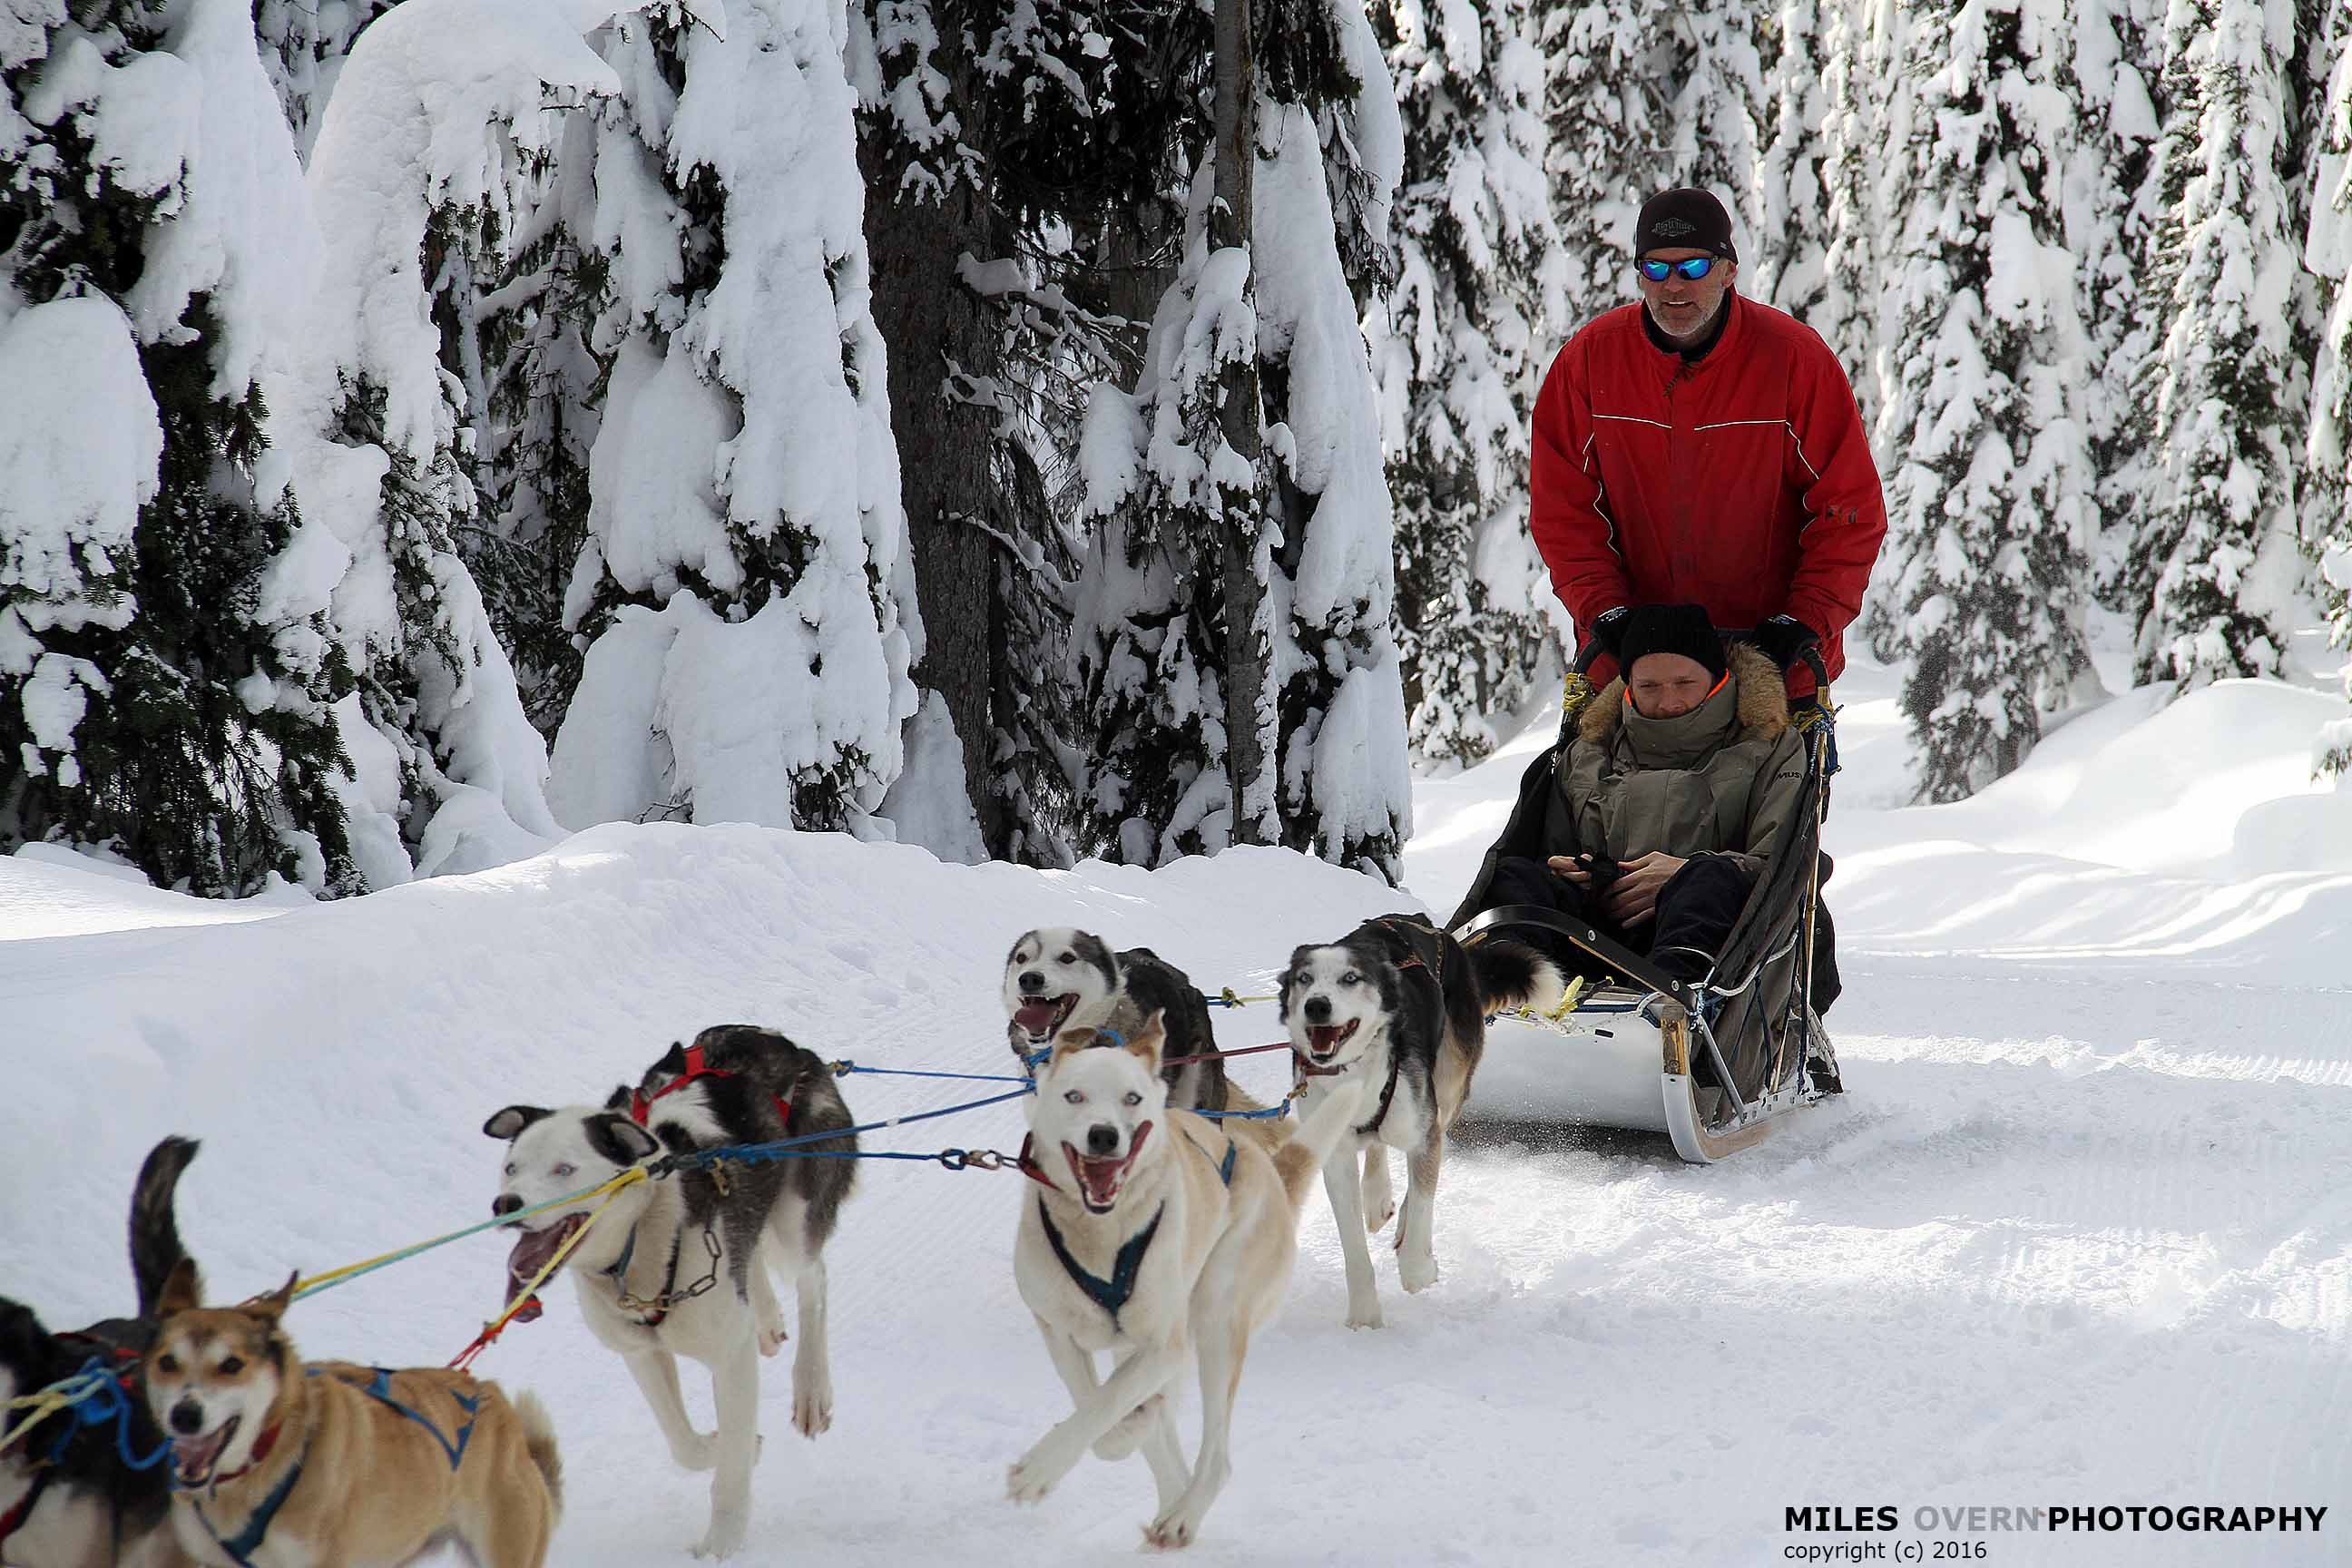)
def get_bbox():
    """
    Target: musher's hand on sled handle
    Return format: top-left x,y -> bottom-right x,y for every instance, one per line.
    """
1572,613 -> 1830,695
